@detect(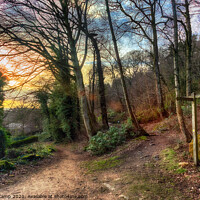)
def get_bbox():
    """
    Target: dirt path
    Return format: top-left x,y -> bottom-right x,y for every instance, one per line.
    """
0,146 -> 116,200
0,135 -> 170,200
0,118 -> 198,200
